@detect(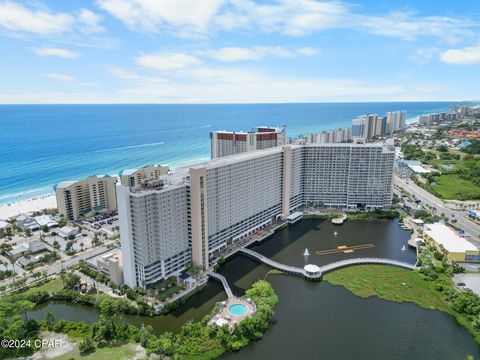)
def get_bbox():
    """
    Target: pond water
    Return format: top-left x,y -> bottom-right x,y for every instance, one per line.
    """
29,219 -> 480,359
